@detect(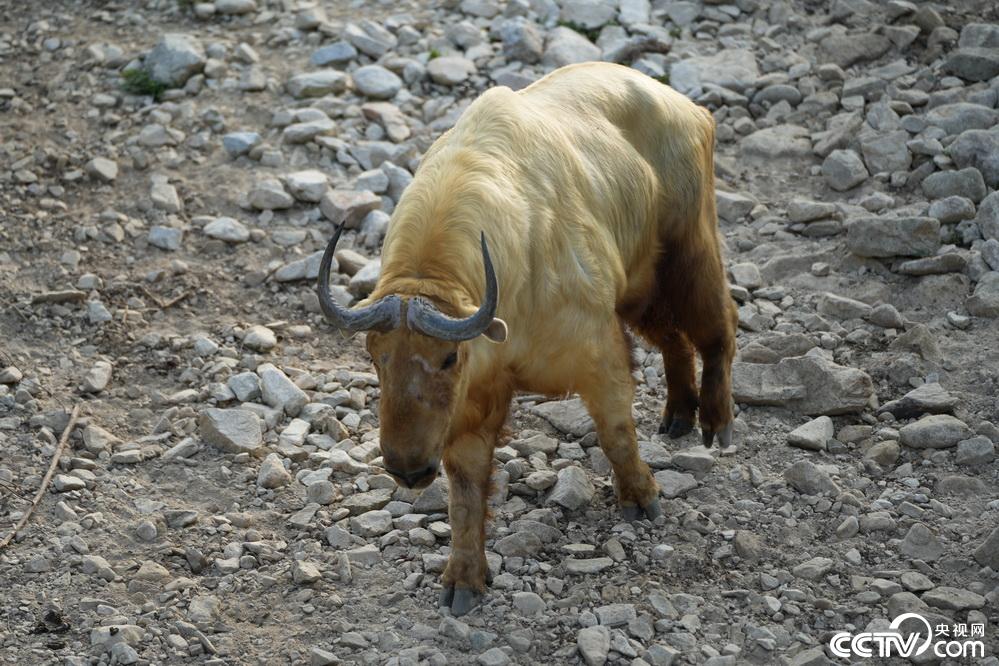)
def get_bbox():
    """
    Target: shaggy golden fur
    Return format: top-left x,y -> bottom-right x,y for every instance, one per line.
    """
364,62 -> 736,606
